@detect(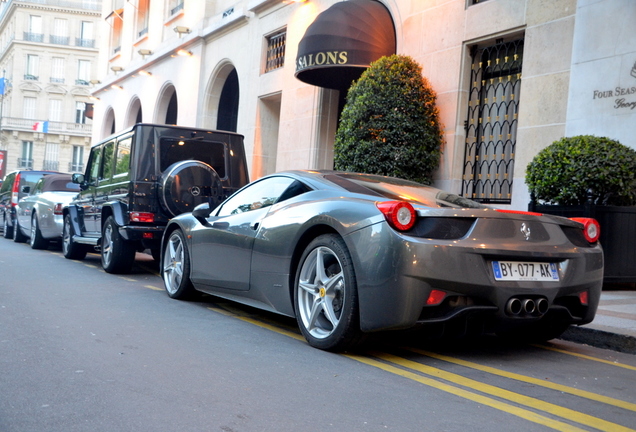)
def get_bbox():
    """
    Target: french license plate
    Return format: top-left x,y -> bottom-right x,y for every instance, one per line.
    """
492,261 -> 559,282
